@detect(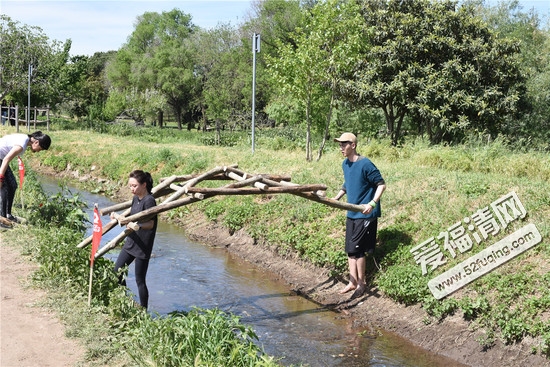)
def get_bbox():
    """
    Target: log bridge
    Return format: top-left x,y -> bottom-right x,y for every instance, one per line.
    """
78,165 -> 366,258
